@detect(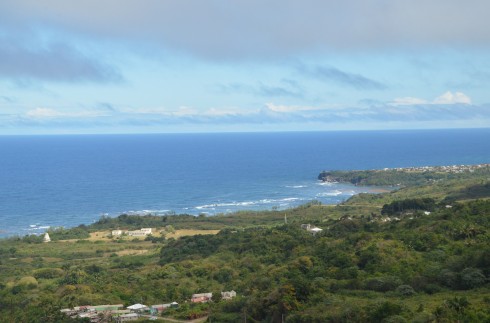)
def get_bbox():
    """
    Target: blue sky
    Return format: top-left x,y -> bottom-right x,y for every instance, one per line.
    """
0,0 -> 489,134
